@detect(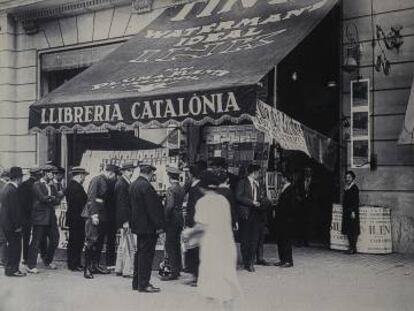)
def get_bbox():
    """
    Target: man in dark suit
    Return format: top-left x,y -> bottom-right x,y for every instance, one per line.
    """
18,167 -> 43,265
26,165 -> 61,273
65,167 -> 89,272
0,167 -> 26,277
236,164 -> 265,272
162,167 -> 185,281
274,172 -> 295,268
183,160 -> 207,286
130,164 -> 165,293
83,164 -> 118,279
0,168 -> 9,266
